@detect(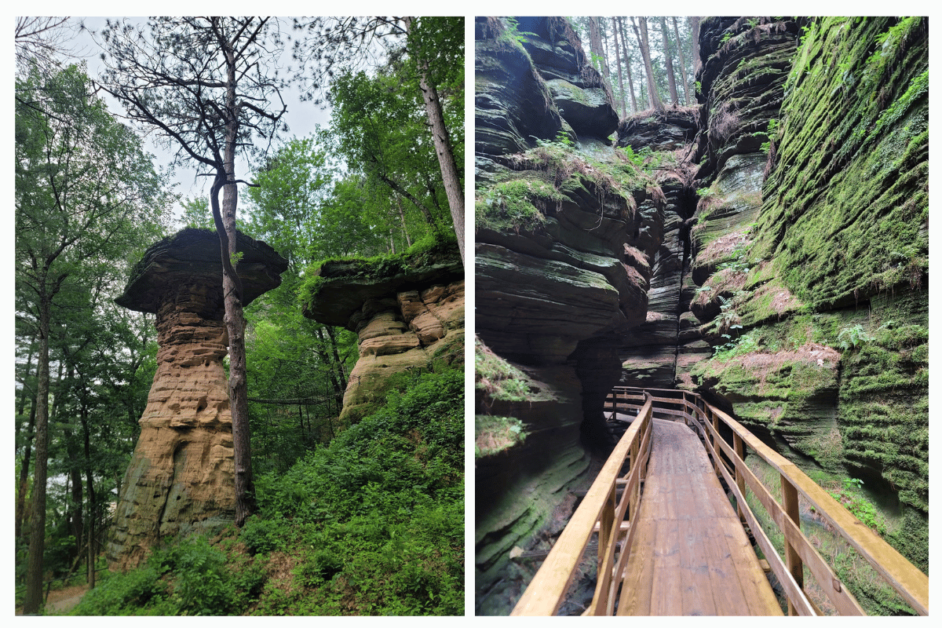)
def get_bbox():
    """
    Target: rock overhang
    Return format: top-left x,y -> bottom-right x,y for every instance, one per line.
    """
302,245 -> 463,330
115,228 -> 289,316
